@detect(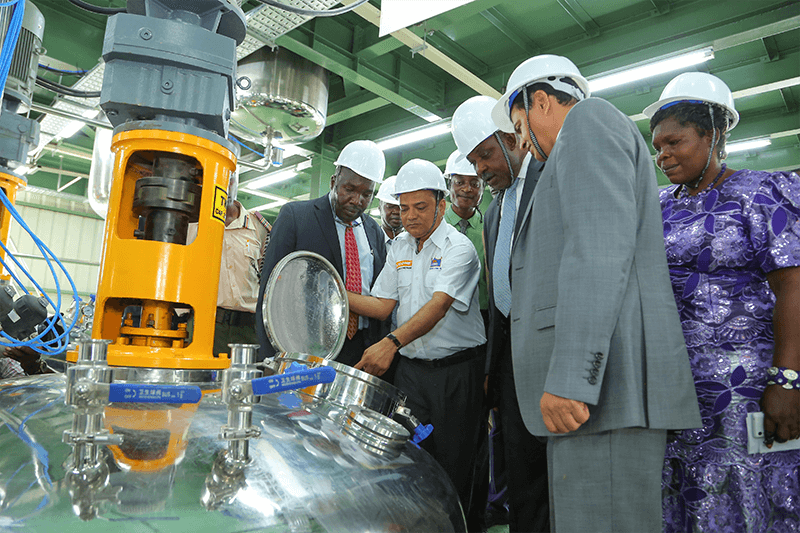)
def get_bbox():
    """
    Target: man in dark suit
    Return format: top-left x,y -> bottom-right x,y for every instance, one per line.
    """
255,140 -> 389,367
451,95 -> 549,533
